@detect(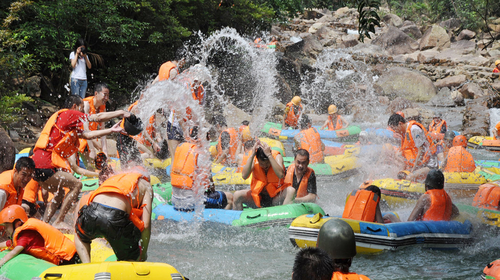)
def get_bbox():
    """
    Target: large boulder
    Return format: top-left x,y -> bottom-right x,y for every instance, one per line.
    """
419,24 -> 451,50
376,67 -> 437,102
0,128 -> 15,173
426,87 -> 456,107
372,26 -> 418,55
462,98 -> 490,137
459,82 -> 485,99
439,18 -> 461,31
457,30 -> 476,41
400,24 -> 423,40
386,97 -> 418,114
434,75 -> 466,88
383,13 -> 403,28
